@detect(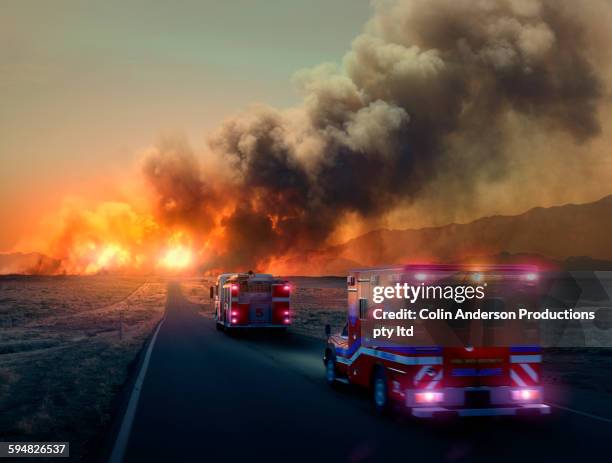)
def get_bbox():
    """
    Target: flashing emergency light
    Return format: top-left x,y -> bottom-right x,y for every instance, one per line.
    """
283,284 -> 290,292
511,389 -> 539,401
283,318 -> 291,324
471,272 -> 483,282
524,272 -> 538,282
415,391 -> 444,404
283,310 -> 290,316
231,317 -> 238,324
415,272 -> 427,281
231,310 -> 238,317
230,284 -> 239,297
